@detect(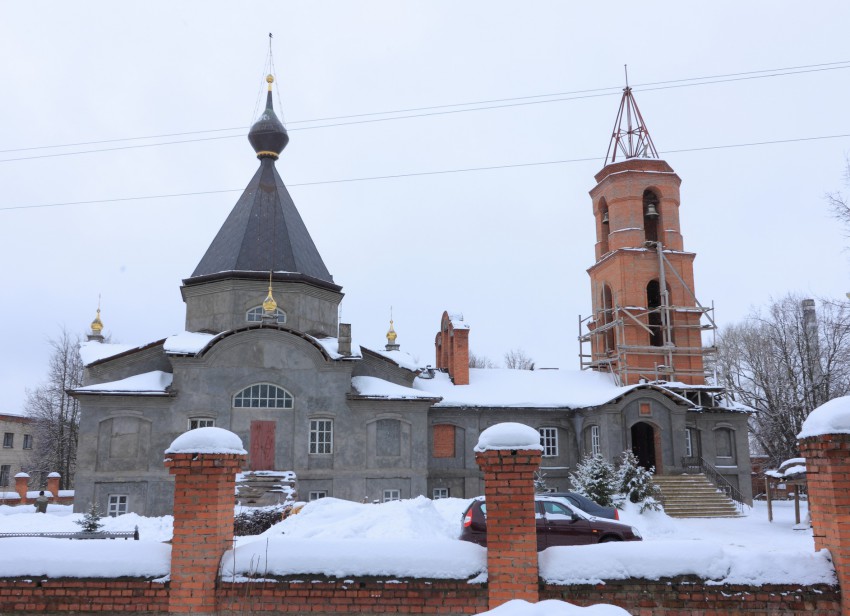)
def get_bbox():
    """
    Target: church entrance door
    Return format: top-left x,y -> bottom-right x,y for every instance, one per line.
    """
631,422 -> 656,473
250,420 -> 276,470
